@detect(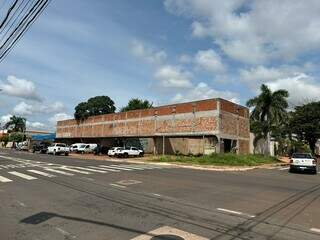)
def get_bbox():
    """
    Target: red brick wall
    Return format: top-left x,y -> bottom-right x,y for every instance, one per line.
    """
56,98 -> 248,139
